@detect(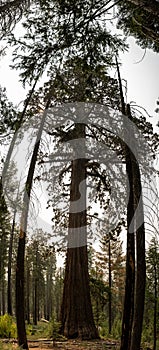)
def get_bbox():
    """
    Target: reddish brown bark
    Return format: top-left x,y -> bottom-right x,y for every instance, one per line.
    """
60,124 -> 99,339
